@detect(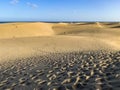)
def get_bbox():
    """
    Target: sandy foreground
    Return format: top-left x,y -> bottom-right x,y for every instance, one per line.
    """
0,22 -> 120,90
